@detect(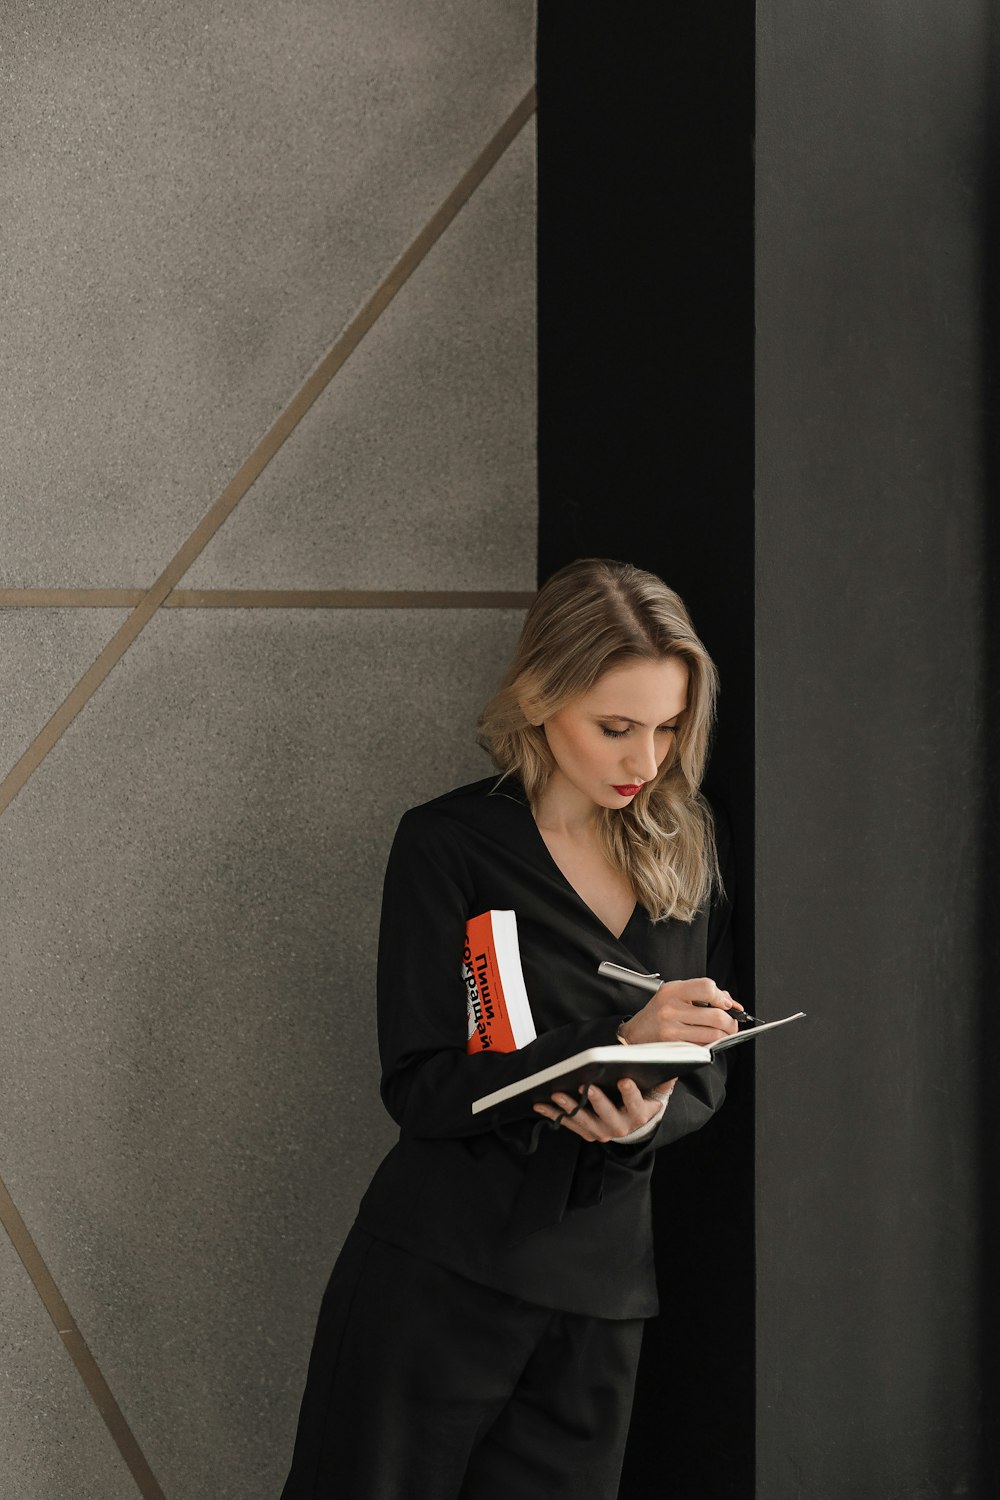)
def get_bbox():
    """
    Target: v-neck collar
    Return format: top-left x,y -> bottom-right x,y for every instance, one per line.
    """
488,772 -> 641,943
